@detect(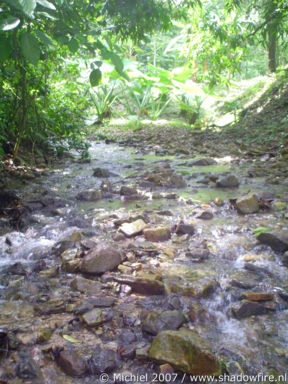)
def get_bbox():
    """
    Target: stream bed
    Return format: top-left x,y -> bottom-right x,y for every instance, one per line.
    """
0,141 -> 288,383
